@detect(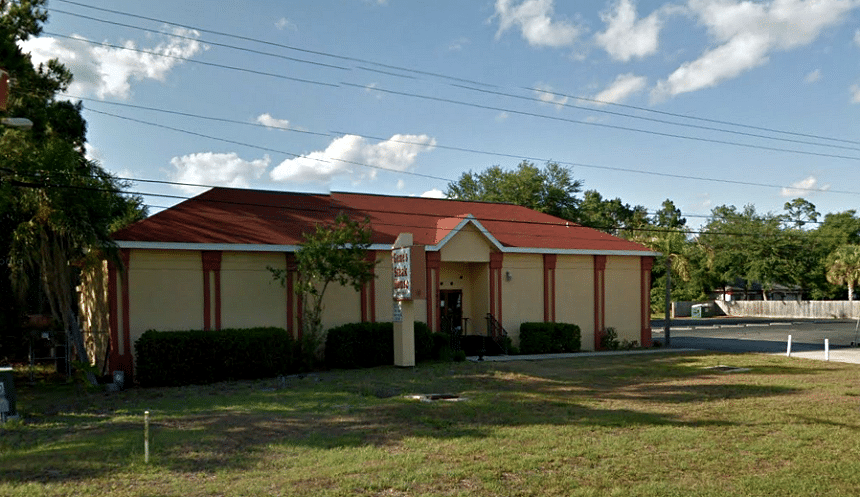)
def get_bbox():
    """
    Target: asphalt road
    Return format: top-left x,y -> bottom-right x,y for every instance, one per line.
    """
651,318 -> 860,354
